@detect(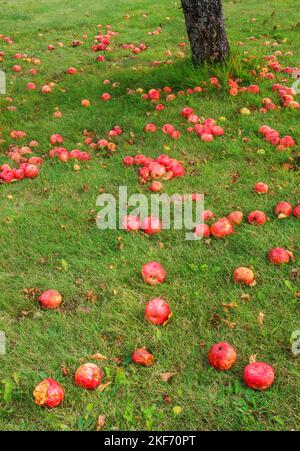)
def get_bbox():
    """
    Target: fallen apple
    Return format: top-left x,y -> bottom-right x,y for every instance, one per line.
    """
244,362 -> 275,390
75,363 -> 103,390
33,378 -> 64,408
132,348 -> 153,366
38,289 -> 63,309
208,342 -> 237,371
141,261 -> 166,285
145,298 -> 172,325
